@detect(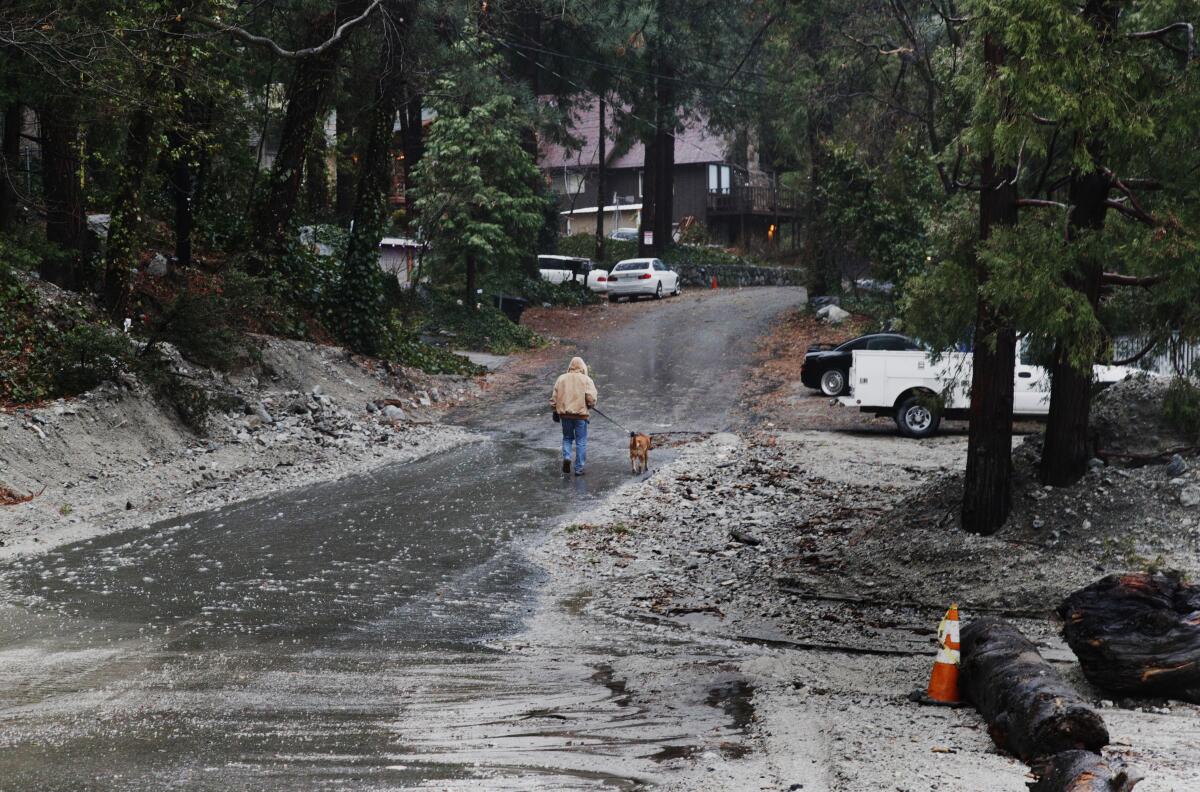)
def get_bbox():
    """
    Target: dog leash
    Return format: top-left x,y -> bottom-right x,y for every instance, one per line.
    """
589,405 -> 636,435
